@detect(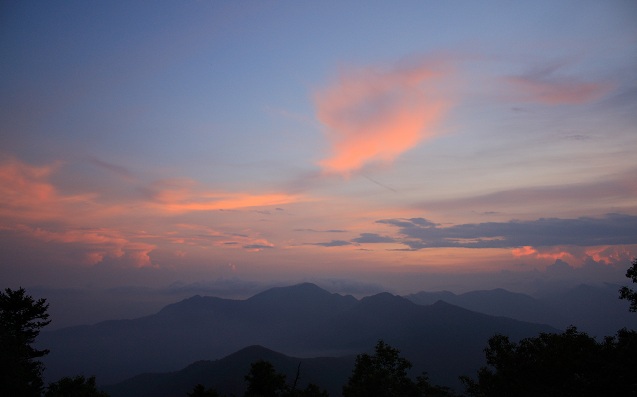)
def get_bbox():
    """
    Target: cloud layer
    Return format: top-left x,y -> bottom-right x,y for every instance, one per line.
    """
314,59 -> 449,175
506,64 -> 611,105
0,157 -> 297,268
373,214 -> 637,250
